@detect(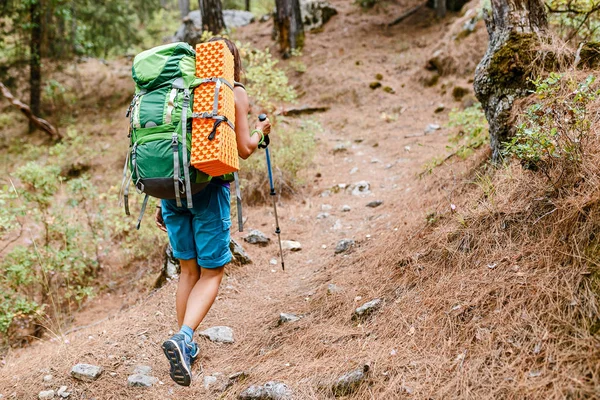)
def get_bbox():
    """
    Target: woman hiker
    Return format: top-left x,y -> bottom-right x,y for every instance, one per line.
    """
155,37 -> 271,387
